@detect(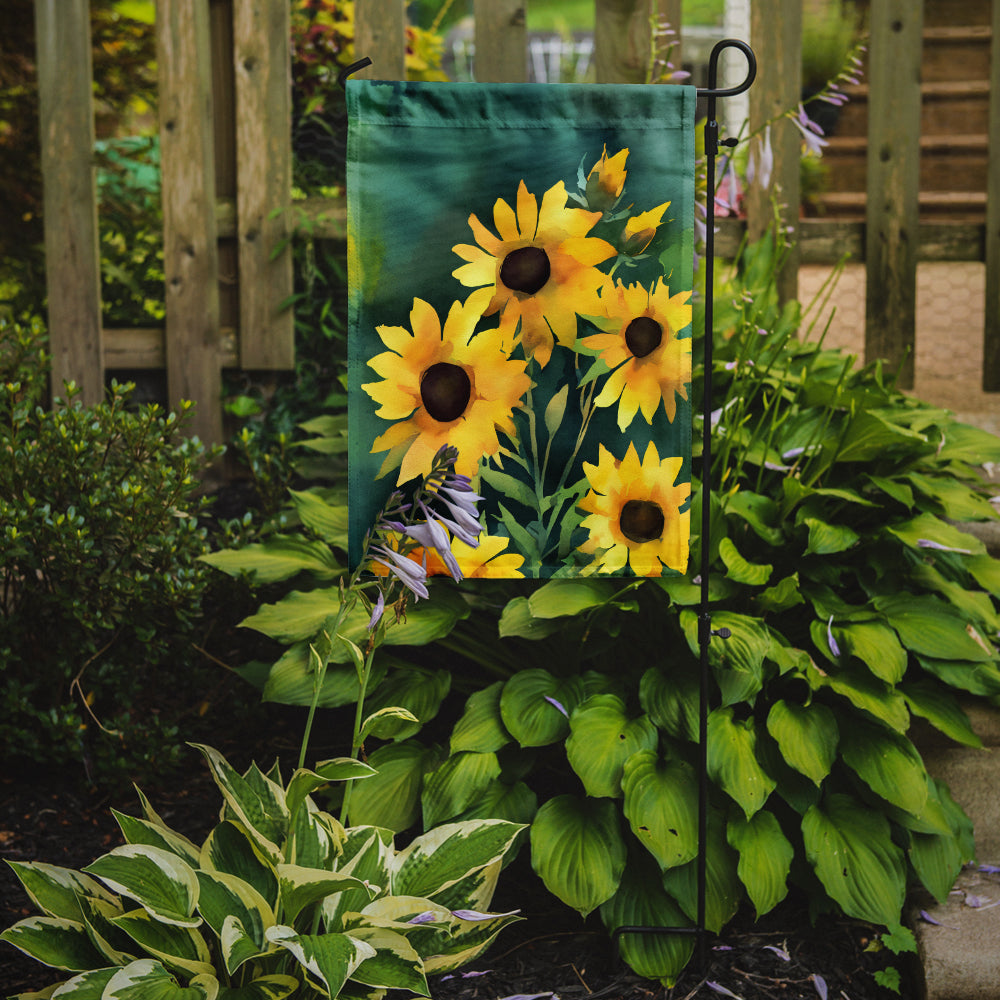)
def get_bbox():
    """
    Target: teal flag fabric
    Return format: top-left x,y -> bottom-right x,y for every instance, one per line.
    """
347,80 -> 696,579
